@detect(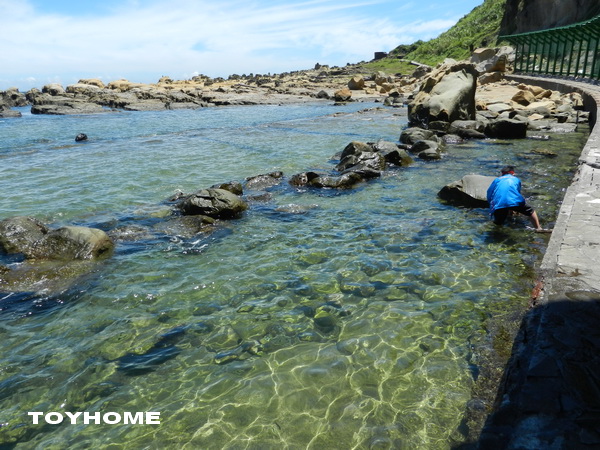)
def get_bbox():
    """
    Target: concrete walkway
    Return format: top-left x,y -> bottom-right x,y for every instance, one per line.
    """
478,76 -> 600,448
